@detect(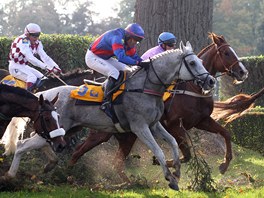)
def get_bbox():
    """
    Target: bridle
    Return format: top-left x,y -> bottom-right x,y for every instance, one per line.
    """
215,43 -> 241,76
144,53 -> 211,96
33,106 -> 58,143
